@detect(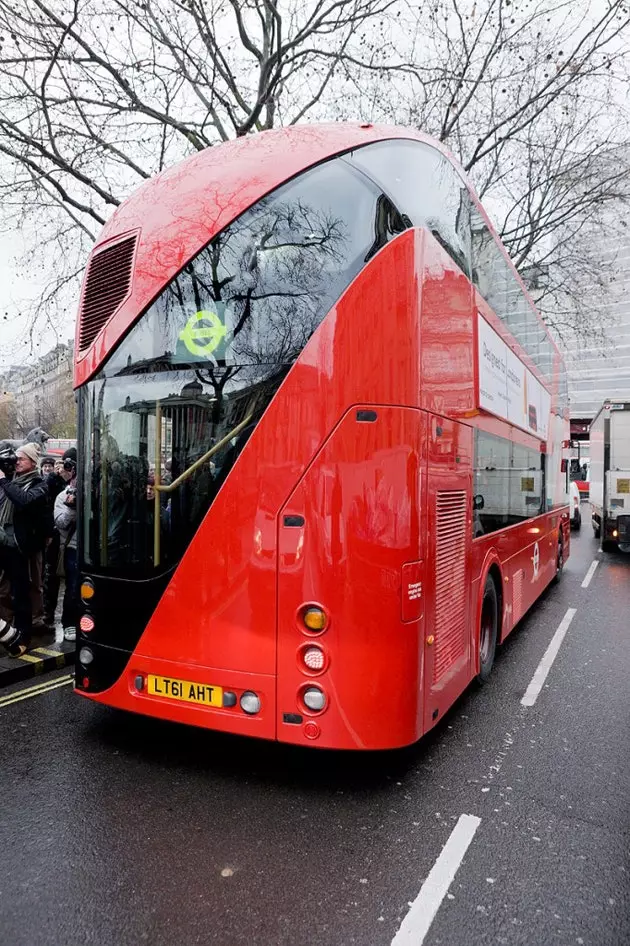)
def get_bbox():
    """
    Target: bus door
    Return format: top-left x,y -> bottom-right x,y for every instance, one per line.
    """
423,415 -> 473,733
